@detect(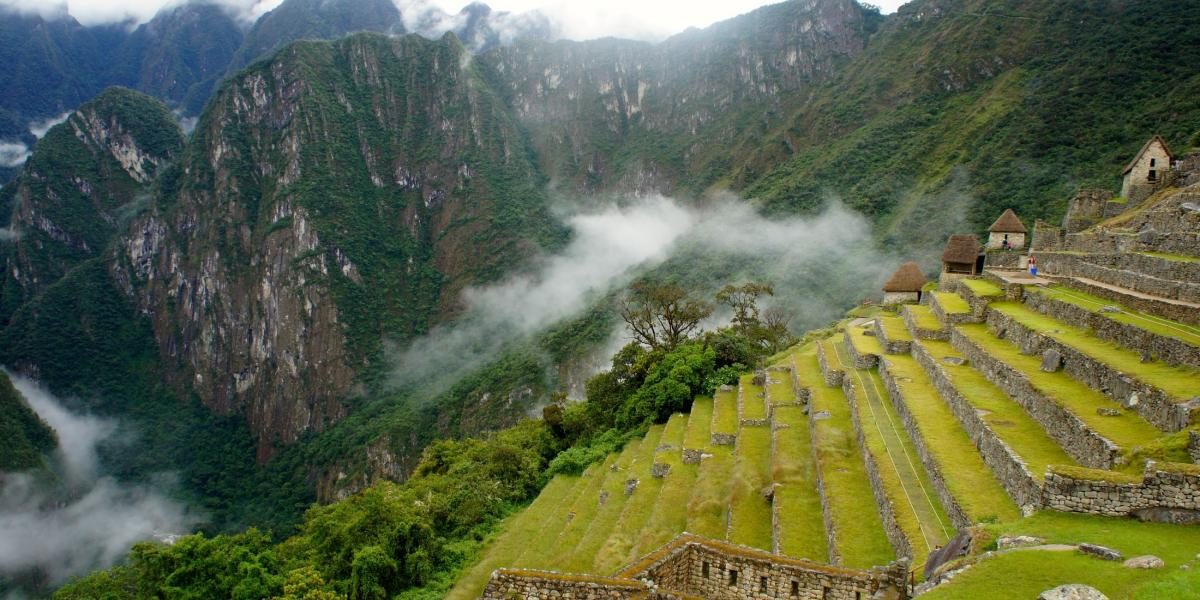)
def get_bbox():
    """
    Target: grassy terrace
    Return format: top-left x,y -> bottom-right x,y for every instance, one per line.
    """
712,388 -> 739,438
771,402 -> 829,560
906,304 -> 944,332
933,291 -> 971,314
683,396 -> 714,450
846,322 -> 885,357
955,324 -> 1183,465
791,346 -> 893,568
1139,250 -> 1200,263
961,278 -> 1003,298
560,439 -> 645,573
685,444 -> 734,539
990,301 -> 1200,401
448,475 -> 582,599
878,315 -> 913,343
924,512 -> 1200,599
592,424 -> 667,575
766,371 -> 796,406
880,353 -> 1021,524
831,338 -> 953,561
916,339 -> 1076,480
517,454 -> 620,569
633,413 -> 699,559
1027,285 -> 1200,348
739,374 -> 768,421
727,424 -> 773,551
